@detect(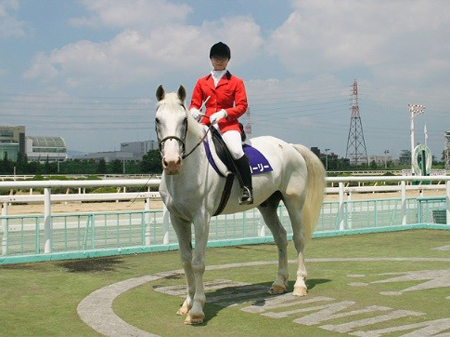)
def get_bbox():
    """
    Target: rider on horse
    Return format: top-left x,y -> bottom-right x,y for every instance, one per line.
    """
189,42 -> 253,205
